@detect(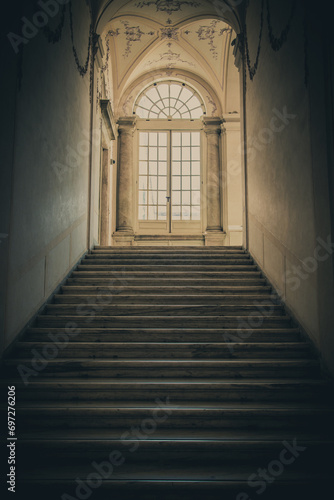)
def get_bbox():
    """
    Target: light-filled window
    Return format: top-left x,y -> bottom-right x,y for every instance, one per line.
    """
134,82 -> 205,120
138,131 -> 201,221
